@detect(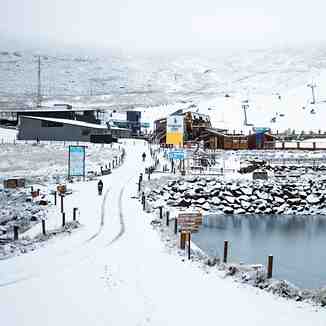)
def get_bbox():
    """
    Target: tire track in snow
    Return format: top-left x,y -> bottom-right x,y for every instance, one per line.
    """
84,185 -> 111,243
105,176 -> 133,247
